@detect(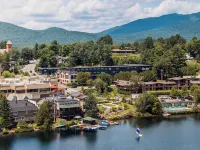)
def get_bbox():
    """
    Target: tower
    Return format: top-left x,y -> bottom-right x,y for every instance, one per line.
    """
6,40 -> 12,52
